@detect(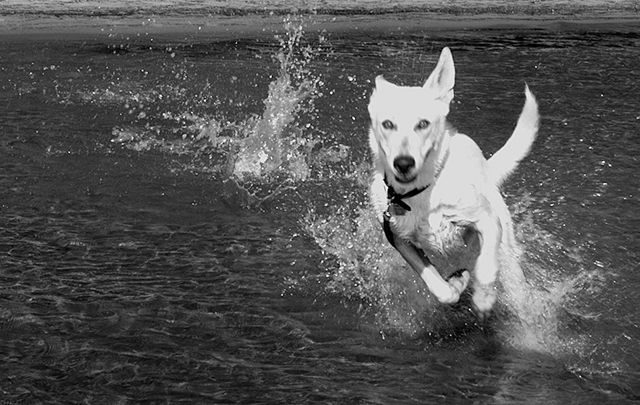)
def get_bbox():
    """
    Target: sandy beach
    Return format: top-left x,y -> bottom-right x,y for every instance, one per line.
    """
0,0 -> 639,40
